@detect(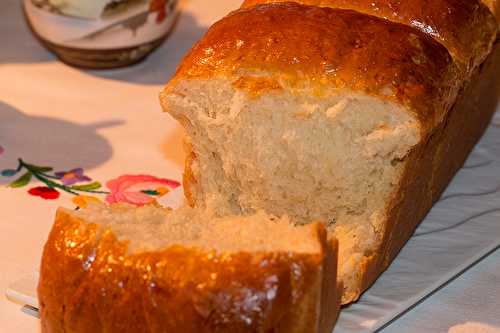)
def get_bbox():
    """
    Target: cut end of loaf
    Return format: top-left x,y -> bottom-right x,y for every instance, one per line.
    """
41,202 -> 341,333
161,78 -> 420,303
66,202 -> 324,255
